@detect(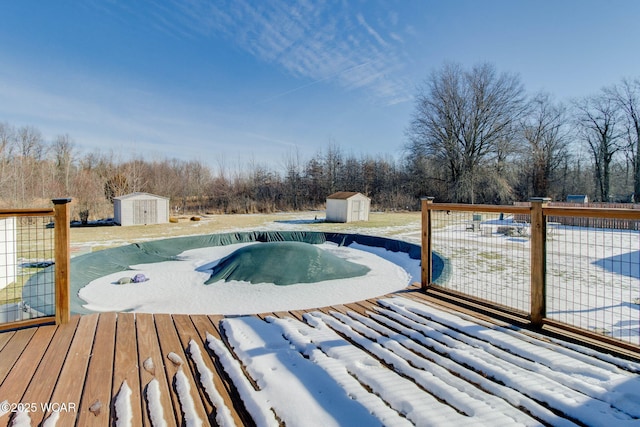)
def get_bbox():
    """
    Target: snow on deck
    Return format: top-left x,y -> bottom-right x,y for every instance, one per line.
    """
0,290 -> 639,426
